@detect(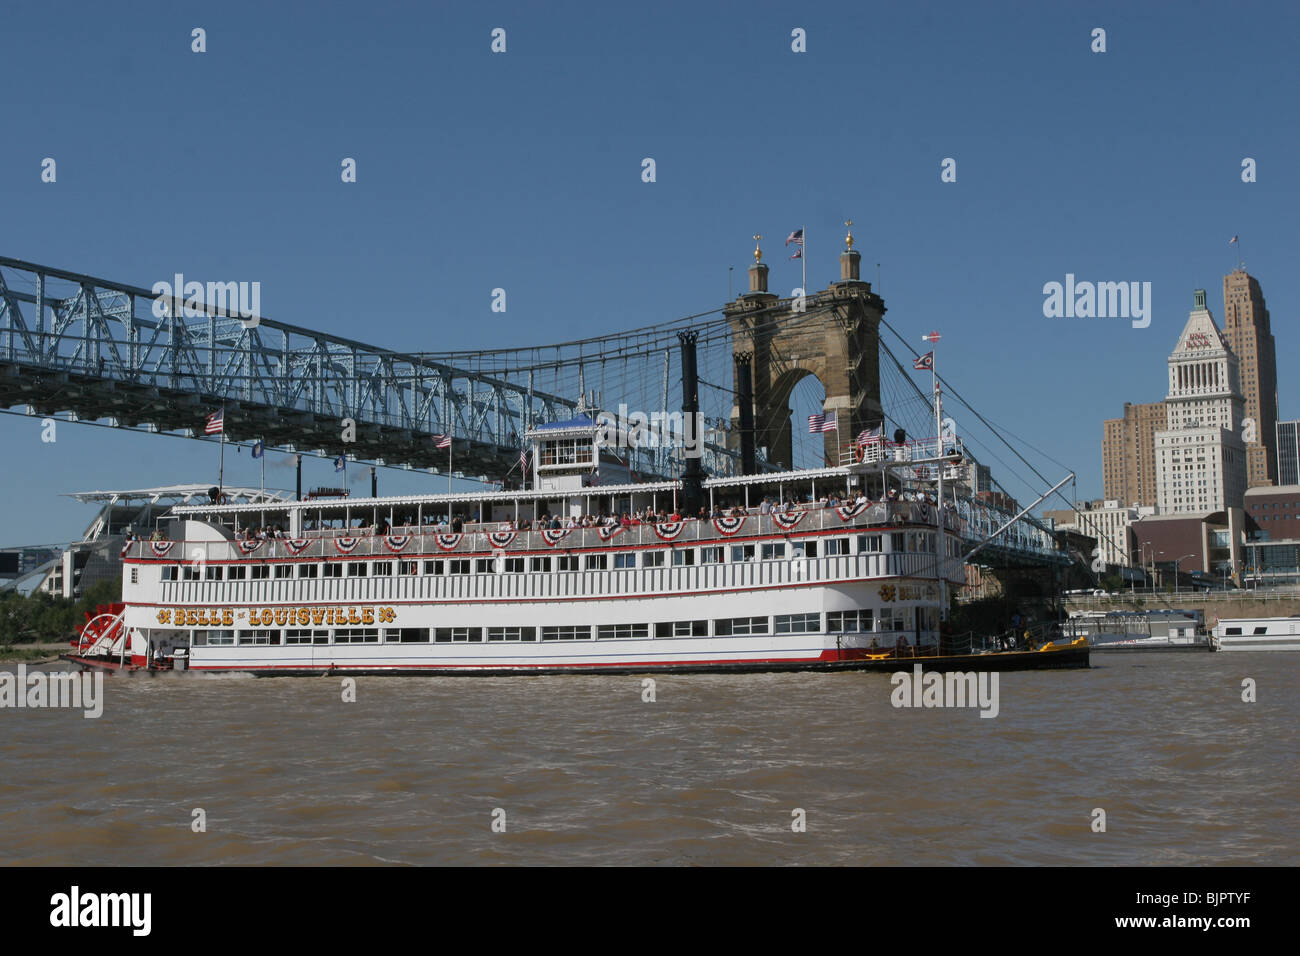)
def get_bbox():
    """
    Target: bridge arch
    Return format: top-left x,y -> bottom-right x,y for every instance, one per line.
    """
724,246 -> 886,470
